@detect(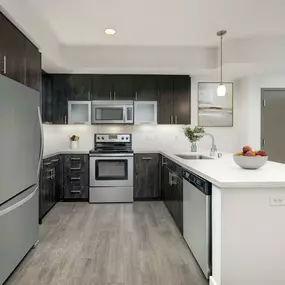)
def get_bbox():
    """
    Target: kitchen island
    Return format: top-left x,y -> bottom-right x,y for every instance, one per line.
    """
136,149 -> 285,285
